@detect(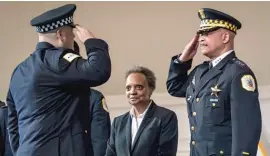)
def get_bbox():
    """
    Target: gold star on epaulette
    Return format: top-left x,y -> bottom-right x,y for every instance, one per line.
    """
211,85 -> 221,97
